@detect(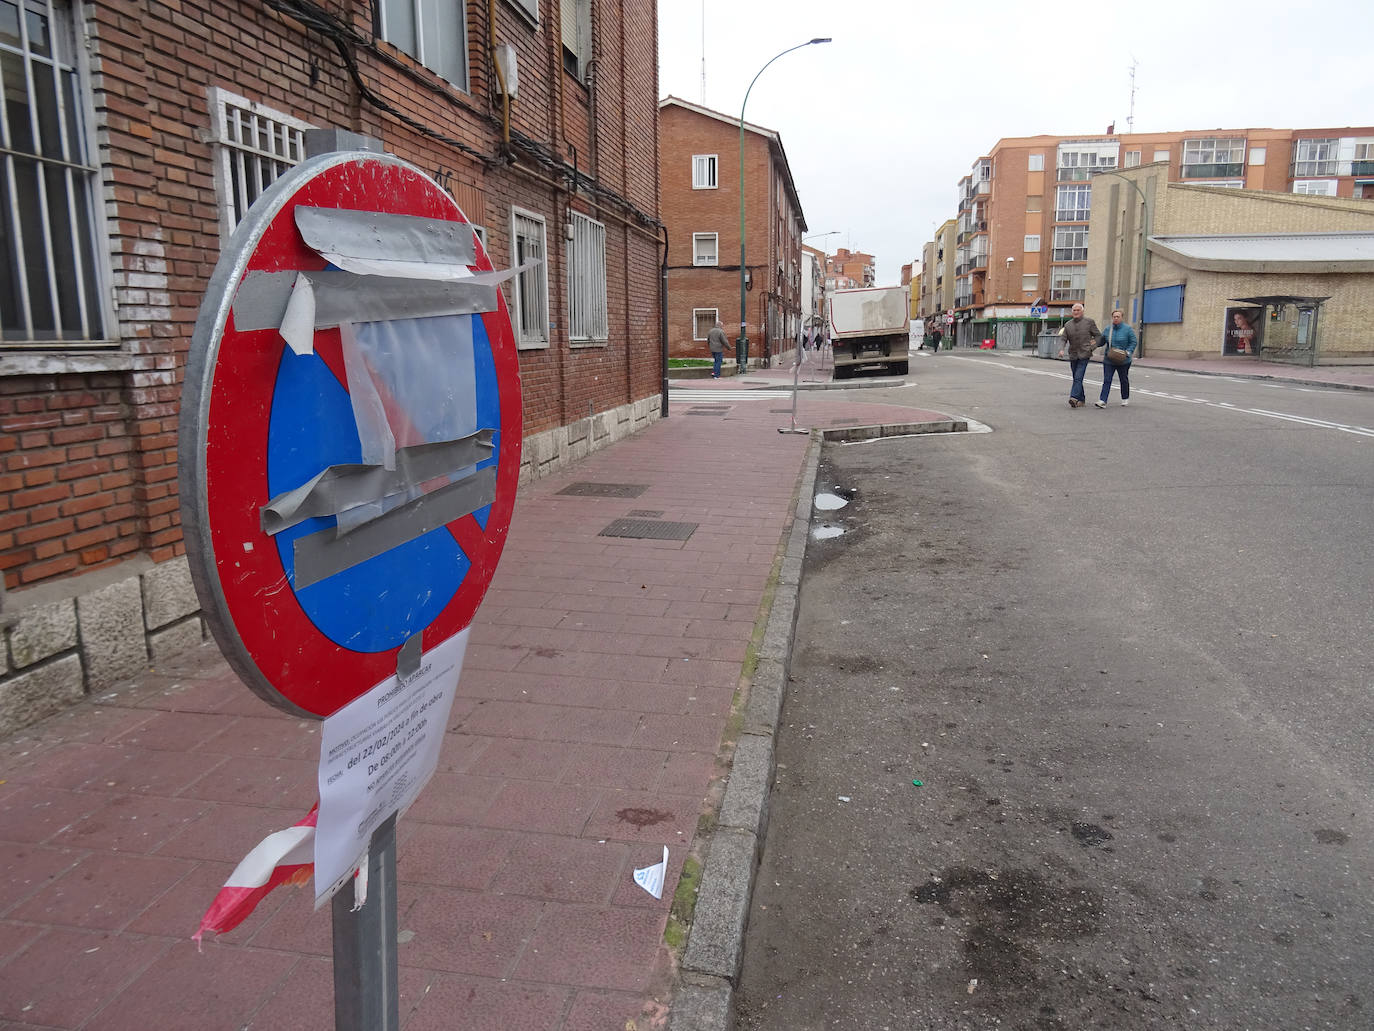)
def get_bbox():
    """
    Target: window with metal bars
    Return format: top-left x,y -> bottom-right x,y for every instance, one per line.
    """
208,87 -> 309,235
567,210 -> 607,343
0,0 -> 107,347
512,208 -> 548,348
